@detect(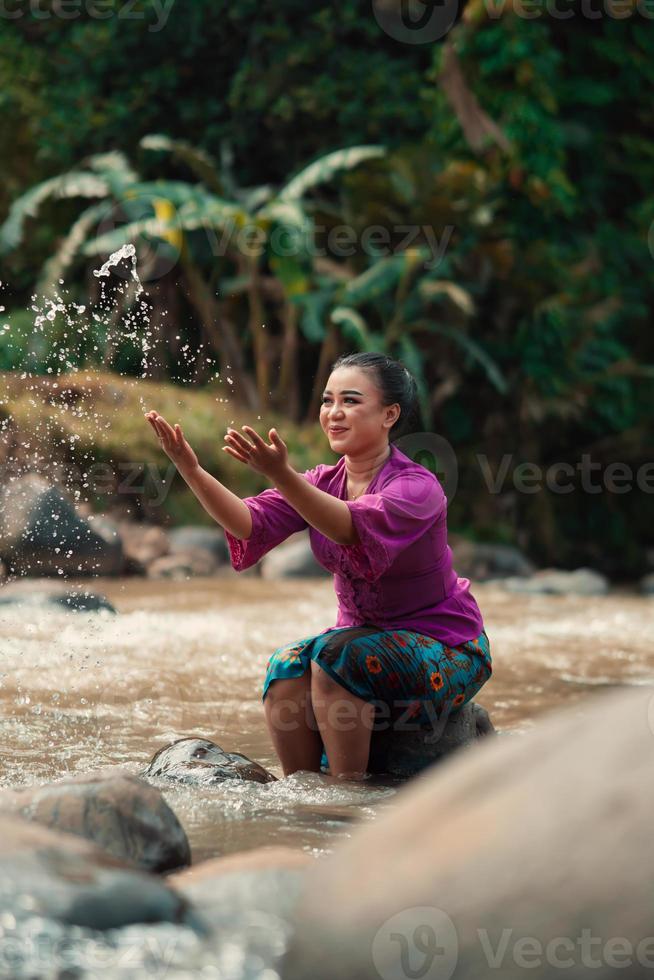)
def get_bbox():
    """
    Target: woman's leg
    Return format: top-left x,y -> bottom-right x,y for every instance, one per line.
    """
263,672 -> 324,776
310,661 -> 376,780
